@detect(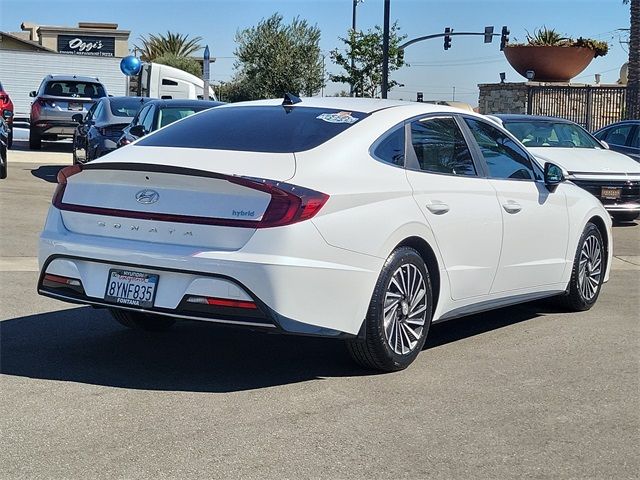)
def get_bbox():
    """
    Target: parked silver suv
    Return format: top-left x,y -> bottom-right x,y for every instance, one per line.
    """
29,74 -> 107,150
